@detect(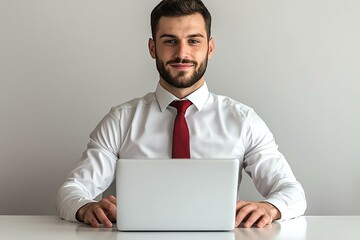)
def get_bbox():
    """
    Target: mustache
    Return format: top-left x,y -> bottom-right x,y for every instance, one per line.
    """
166,57 -> 197,65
